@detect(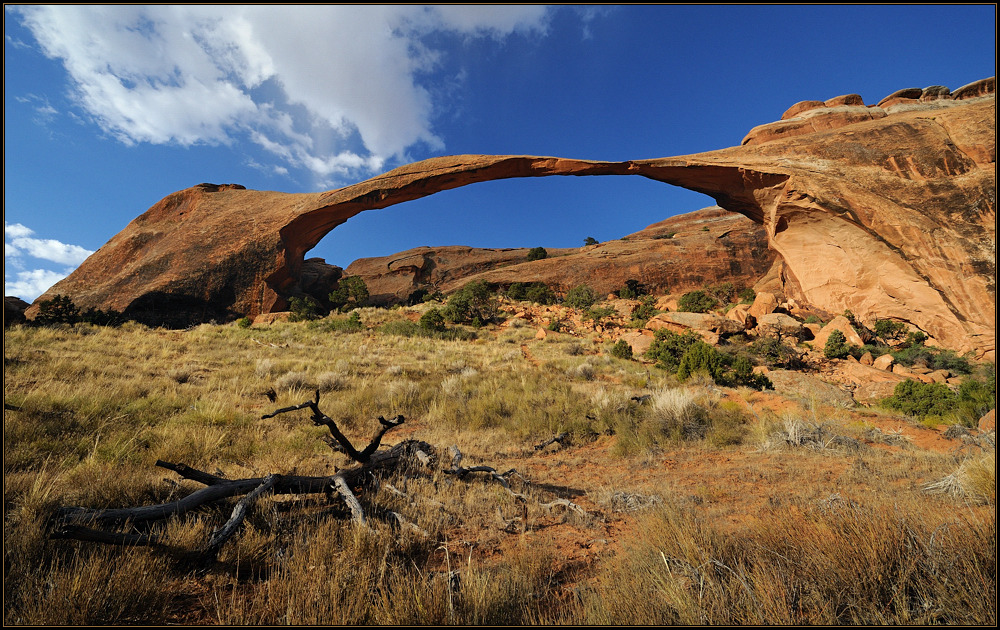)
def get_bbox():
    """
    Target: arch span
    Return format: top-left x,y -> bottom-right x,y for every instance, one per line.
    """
30,95 -> 996,358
